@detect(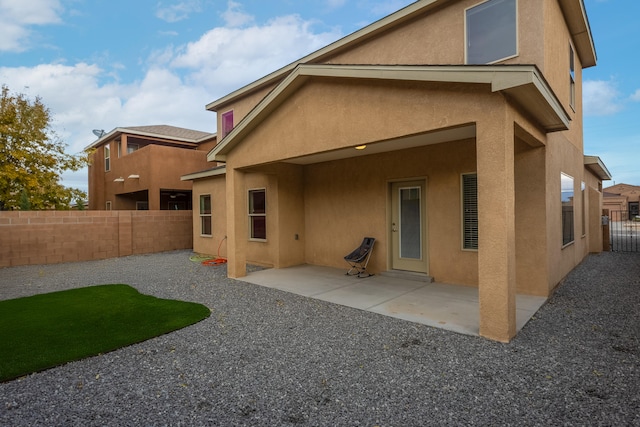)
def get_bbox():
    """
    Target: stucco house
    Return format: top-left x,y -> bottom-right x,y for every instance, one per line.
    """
183,0 -> 611,342
603,183 -> 640,221
87,125 -> 216,210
